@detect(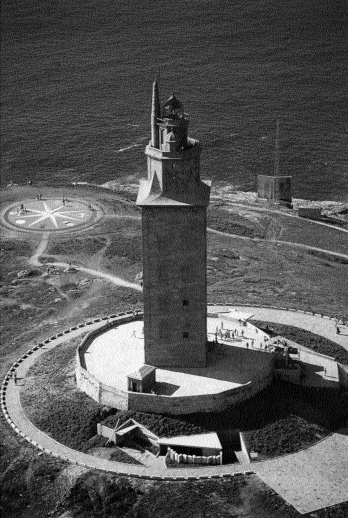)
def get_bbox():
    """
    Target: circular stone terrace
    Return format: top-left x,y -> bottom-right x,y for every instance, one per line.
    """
2,197 -> 100,233
77,308 -> 274,414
